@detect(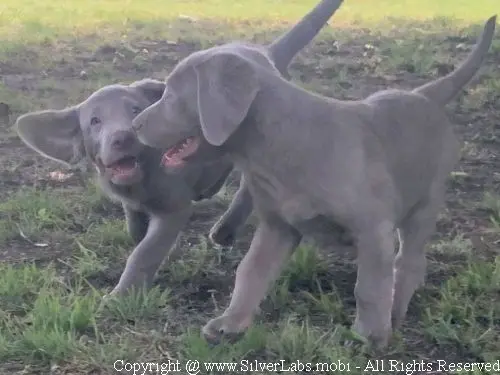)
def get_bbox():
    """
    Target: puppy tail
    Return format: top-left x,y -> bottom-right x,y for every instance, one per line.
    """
414,15 -> 497,106
267,0 -> 344,80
